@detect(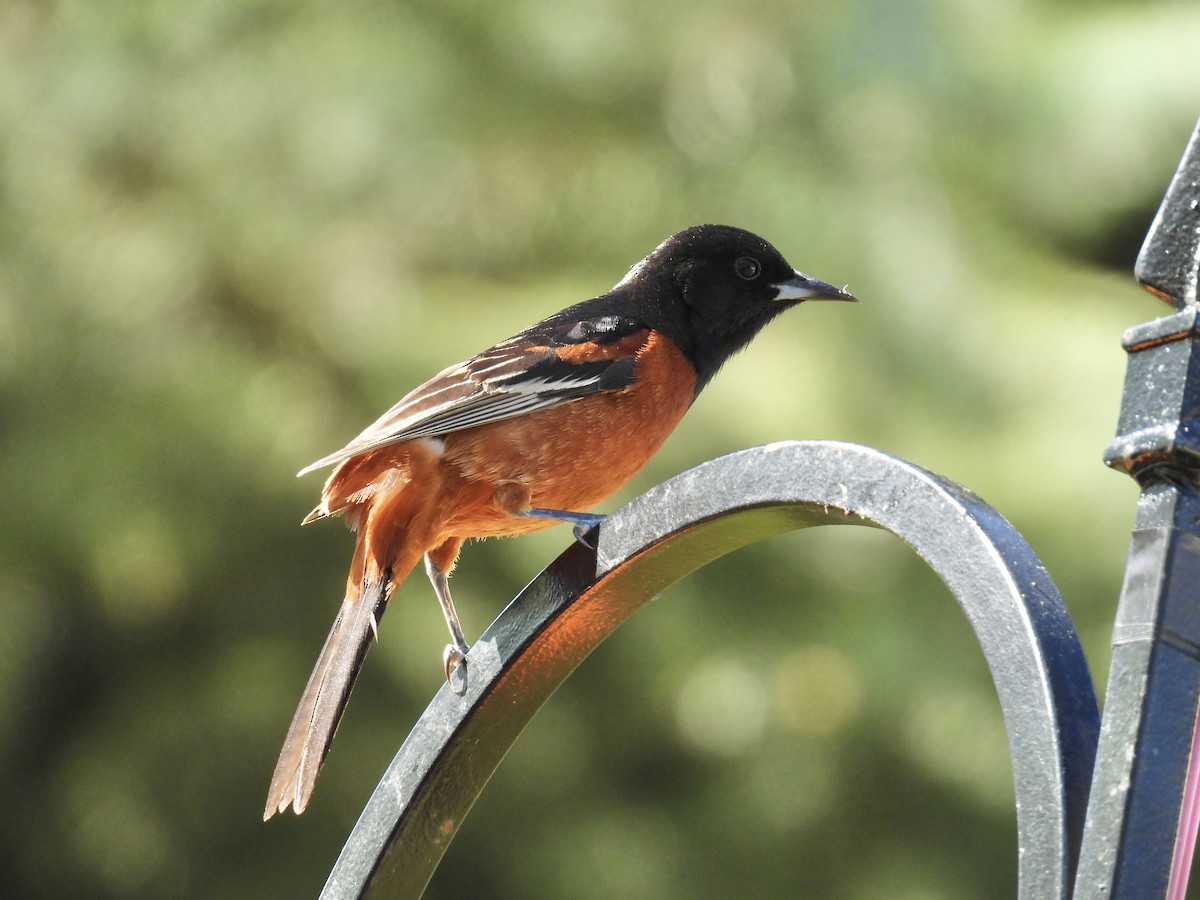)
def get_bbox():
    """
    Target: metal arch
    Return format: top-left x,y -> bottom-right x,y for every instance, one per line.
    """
321,440 -> 1099,900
